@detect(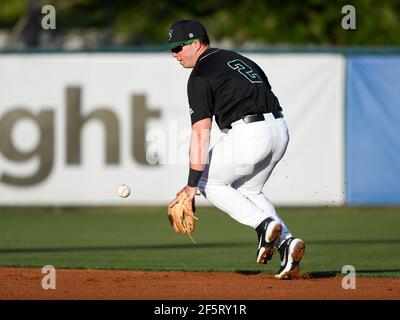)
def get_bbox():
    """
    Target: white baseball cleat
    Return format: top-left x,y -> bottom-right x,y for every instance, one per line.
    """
275,237 -> 305,279
256,217 -> 282,264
